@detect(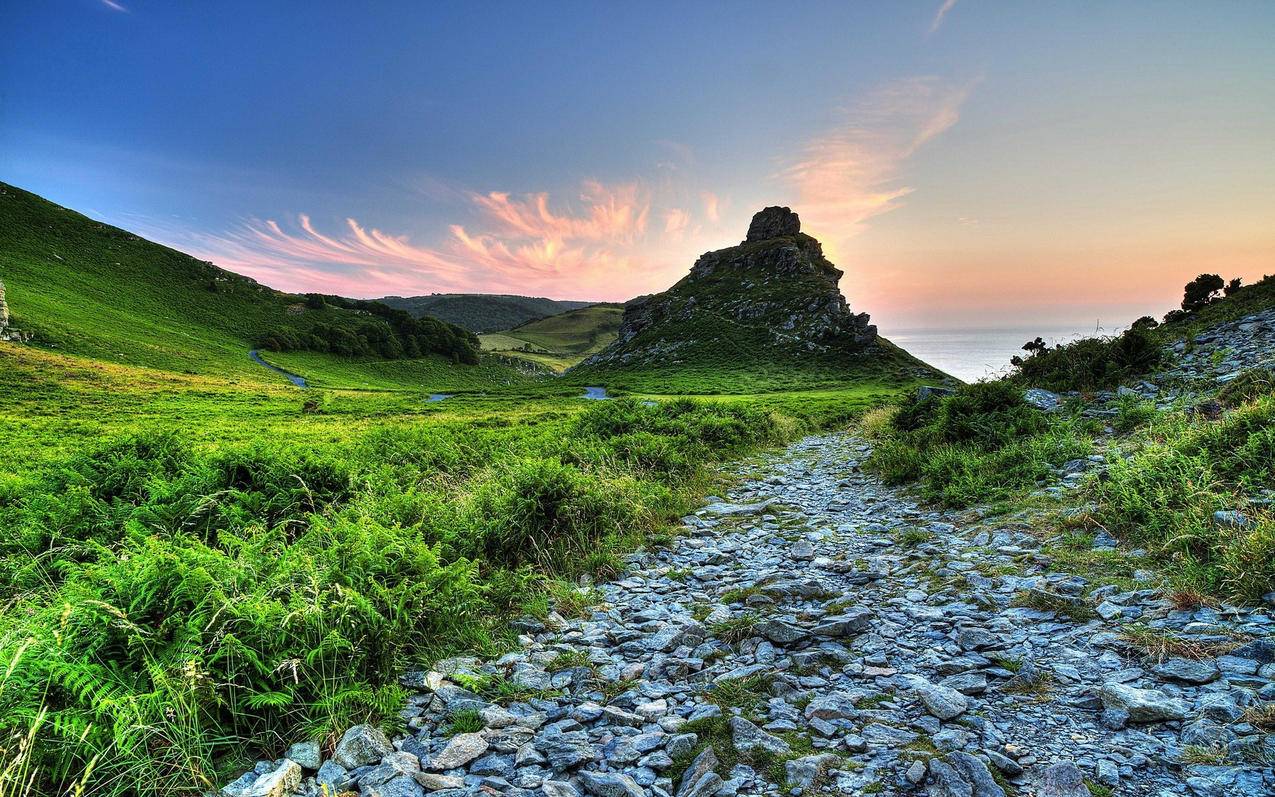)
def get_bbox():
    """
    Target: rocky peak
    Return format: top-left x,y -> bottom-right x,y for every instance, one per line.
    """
745,206 -> 801,243
581,206 -> 879,370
